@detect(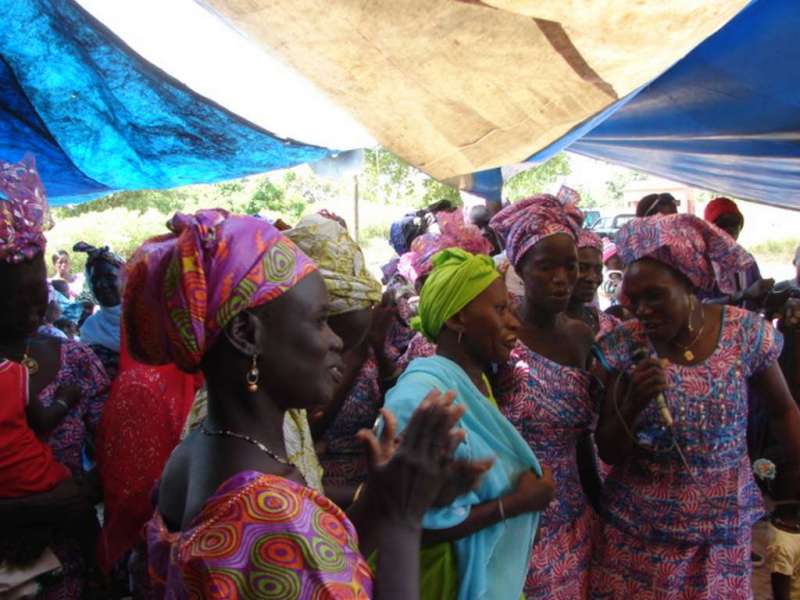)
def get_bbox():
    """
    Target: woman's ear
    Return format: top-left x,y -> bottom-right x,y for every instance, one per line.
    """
443,310 -> 468,337
222,309 -> 264,357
